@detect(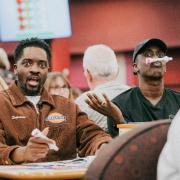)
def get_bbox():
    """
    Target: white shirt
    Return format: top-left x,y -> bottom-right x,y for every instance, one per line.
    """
157,109 -> 180,180
75,80 -> 130,131
26,96 -> 41,108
